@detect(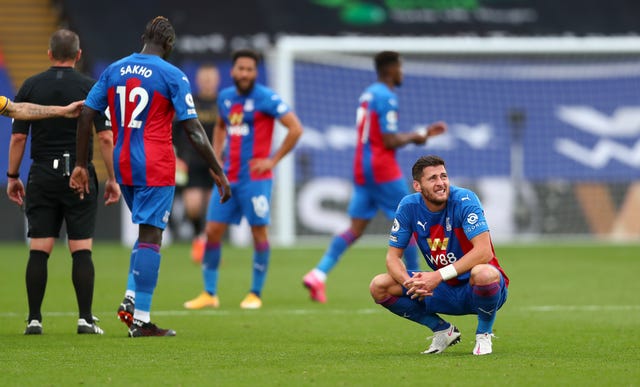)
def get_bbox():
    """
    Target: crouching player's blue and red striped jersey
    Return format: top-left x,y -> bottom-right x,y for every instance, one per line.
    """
390,186 -> 509,287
